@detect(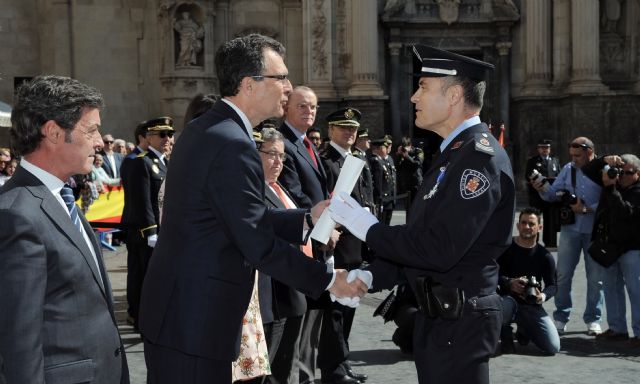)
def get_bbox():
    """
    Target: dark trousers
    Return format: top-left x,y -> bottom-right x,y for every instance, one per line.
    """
144,339 -> 230,383
413,295 -> 501,384
297,309 -> 323,383
126,229 -> 153,325
261,316 -> 304,384
379,202 -> 395,225
317,301 -> 356,378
